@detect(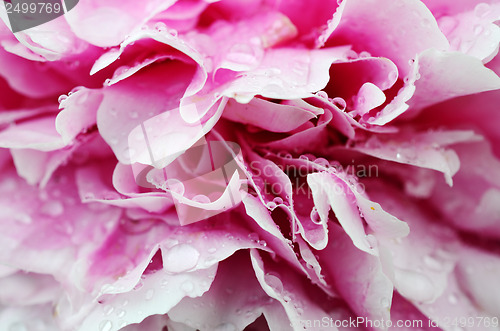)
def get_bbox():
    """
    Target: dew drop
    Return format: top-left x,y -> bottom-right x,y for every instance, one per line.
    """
58,94 -> 68,104
395,269 -> 435,302
41,201 -> 64,217
163,244 -> 200,273
154,22 -> 167,32
248,233 -> 259,242
423,255 -> 442,270
226,43 -> 257,66
181,281 -> 194,293
316,91 -> 328,99
129,111 -> 139,119
377,298 -> 390,312
359,51 -> 371,58
192,195 -> 211,204
264,273 -> 283,293
266,201 -> 277,209
474,3 -> 491,18
99,320 -> 113,331
388,70 -> 398,82
448,293 -> 458,304
331,97 -> 346,111
313,157 -> 330,167
145,289 -> 154,300
310,207 -> 322,225
273,197 -> 283,205
166,178 -> 186,195
473,25 -> 484,36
